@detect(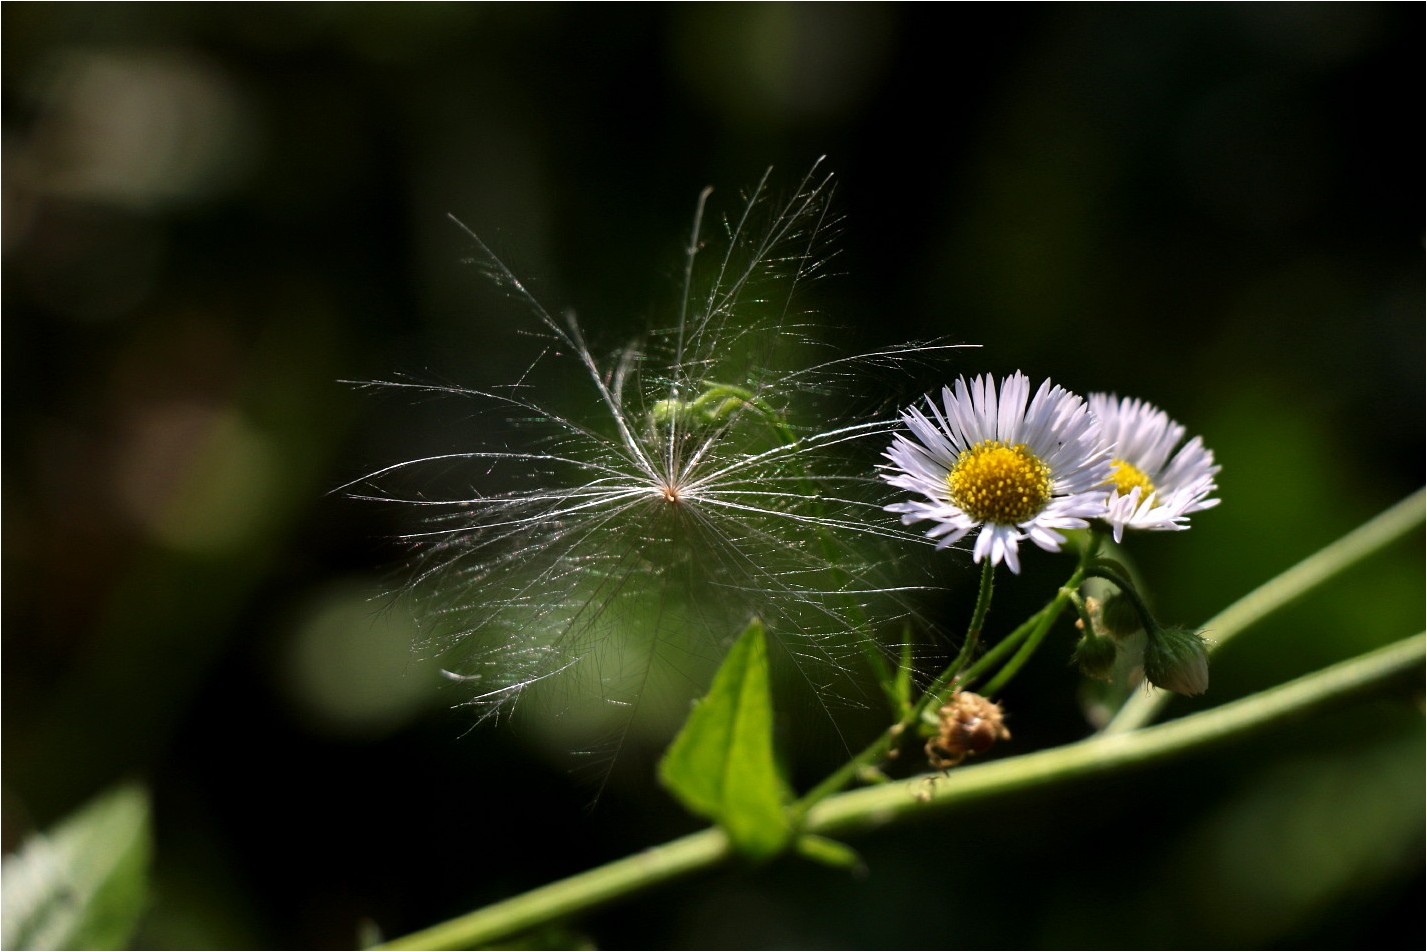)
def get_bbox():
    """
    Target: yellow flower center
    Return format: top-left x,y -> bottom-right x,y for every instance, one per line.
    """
1107,458 -> 1156,503
947,440 -> 1052,524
